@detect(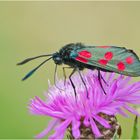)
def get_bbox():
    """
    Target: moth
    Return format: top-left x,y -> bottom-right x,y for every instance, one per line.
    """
18,43 -> 140,96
